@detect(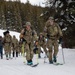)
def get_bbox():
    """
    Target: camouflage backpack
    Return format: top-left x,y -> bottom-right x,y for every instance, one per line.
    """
47,23 -> 62,39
